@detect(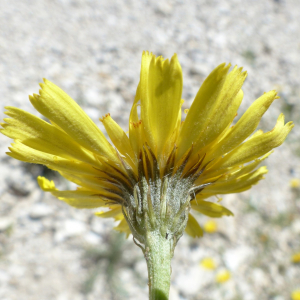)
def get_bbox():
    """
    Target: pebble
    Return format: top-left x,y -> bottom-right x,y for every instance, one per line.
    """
29,203 -> 53,219
223,246 -> 254,271
251,268 -> 269,288
54,219 -> 87,243
292,219 -> 300,234
175,266 -> 212,296
84,231 -> 102,245
0,217 -> 13,232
